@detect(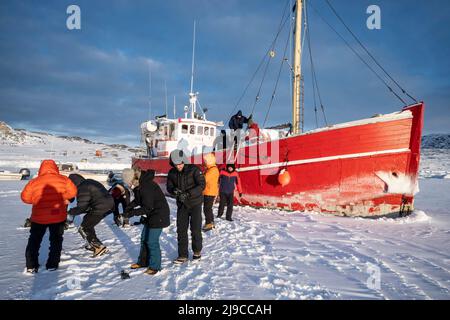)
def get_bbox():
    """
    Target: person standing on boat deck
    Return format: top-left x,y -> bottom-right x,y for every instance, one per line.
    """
218,163 -> 242,222
21,160 -> 78,273
68,174 -> 115,257
167,149 -> 206,264
228,110 -> 250,130
202,153 -> 220,232
124,169 -> 170,275
229,111 -> 251,150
